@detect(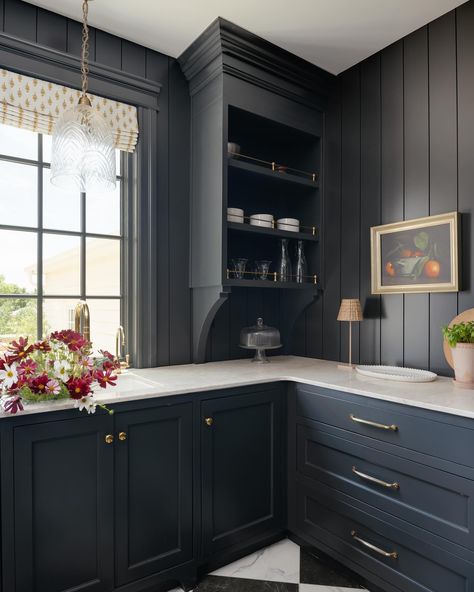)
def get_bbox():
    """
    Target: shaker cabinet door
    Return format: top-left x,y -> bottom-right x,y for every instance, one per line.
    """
201,387 -> 284,556
114,403 -> 194,586
14,415 -> 115,592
